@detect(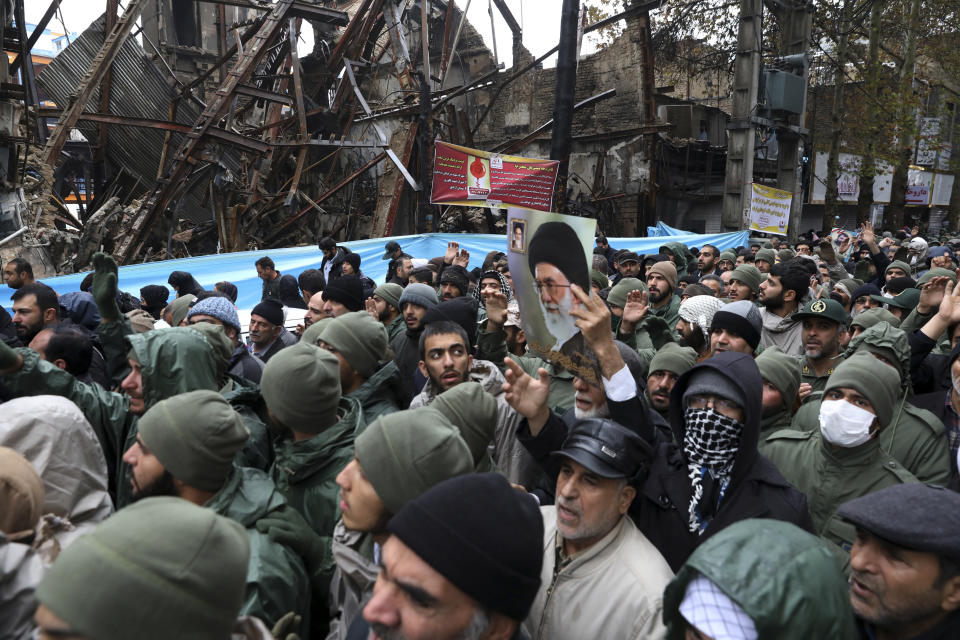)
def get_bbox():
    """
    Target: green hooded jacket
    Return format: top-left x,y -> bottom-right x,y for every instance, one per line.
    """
384,315 -> 405,344
1,328 -> 222,504
662,519 -> 858,639
206,466 -> 311,635
269,396 -> 363,612
661,242 -> 689,272
762,430 -> 917,562
793,322 -> 950,485
348,360 -> 404,427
